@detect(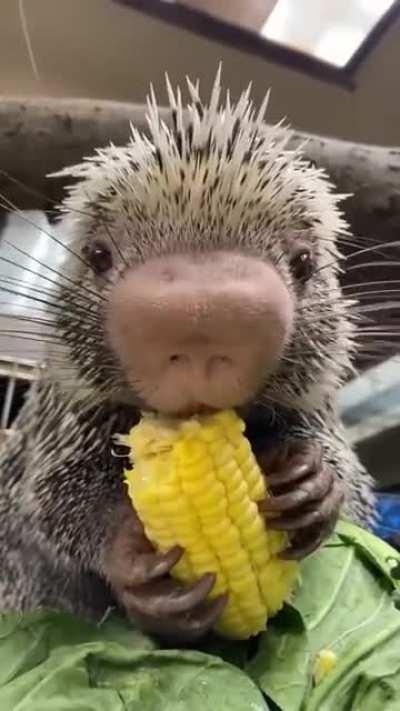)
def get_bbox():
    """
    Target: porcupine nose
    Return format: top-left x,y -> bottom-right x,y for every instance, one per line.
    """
107,252 -> 294,415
